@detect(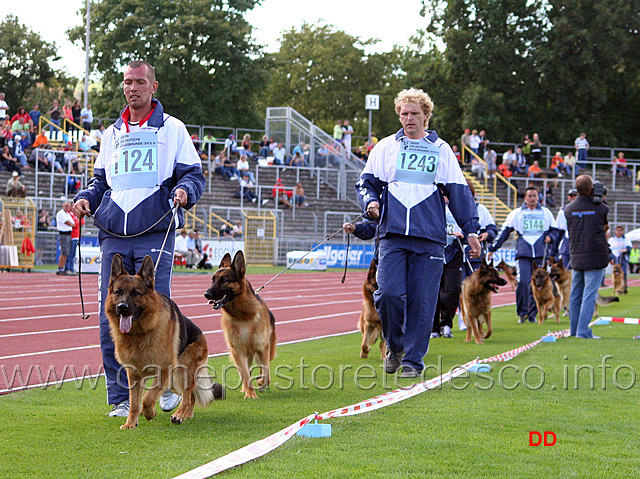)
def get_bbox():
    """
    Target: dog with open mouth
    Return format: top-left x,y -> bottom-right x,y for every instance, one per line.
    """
106,254 -> 223,429
204,250 -> 276,399
531,262 -> 562,324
